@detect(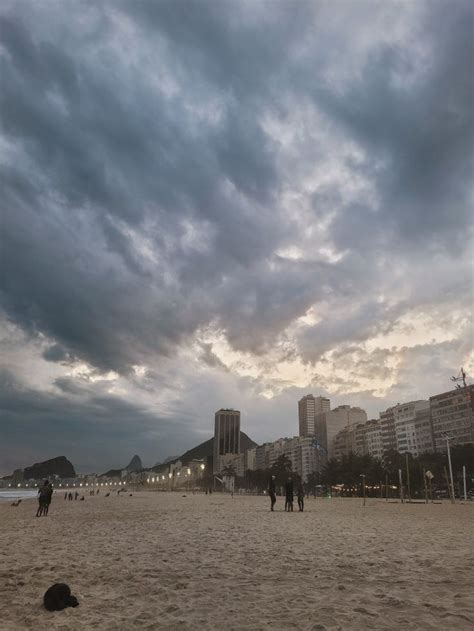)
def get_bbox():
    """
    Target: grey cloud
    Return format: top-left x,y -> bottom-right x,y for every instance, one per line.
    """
0,369 -> 199,475
42,344 -> 74,363
198,343 -> 229,372
310,3 -> 473,253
